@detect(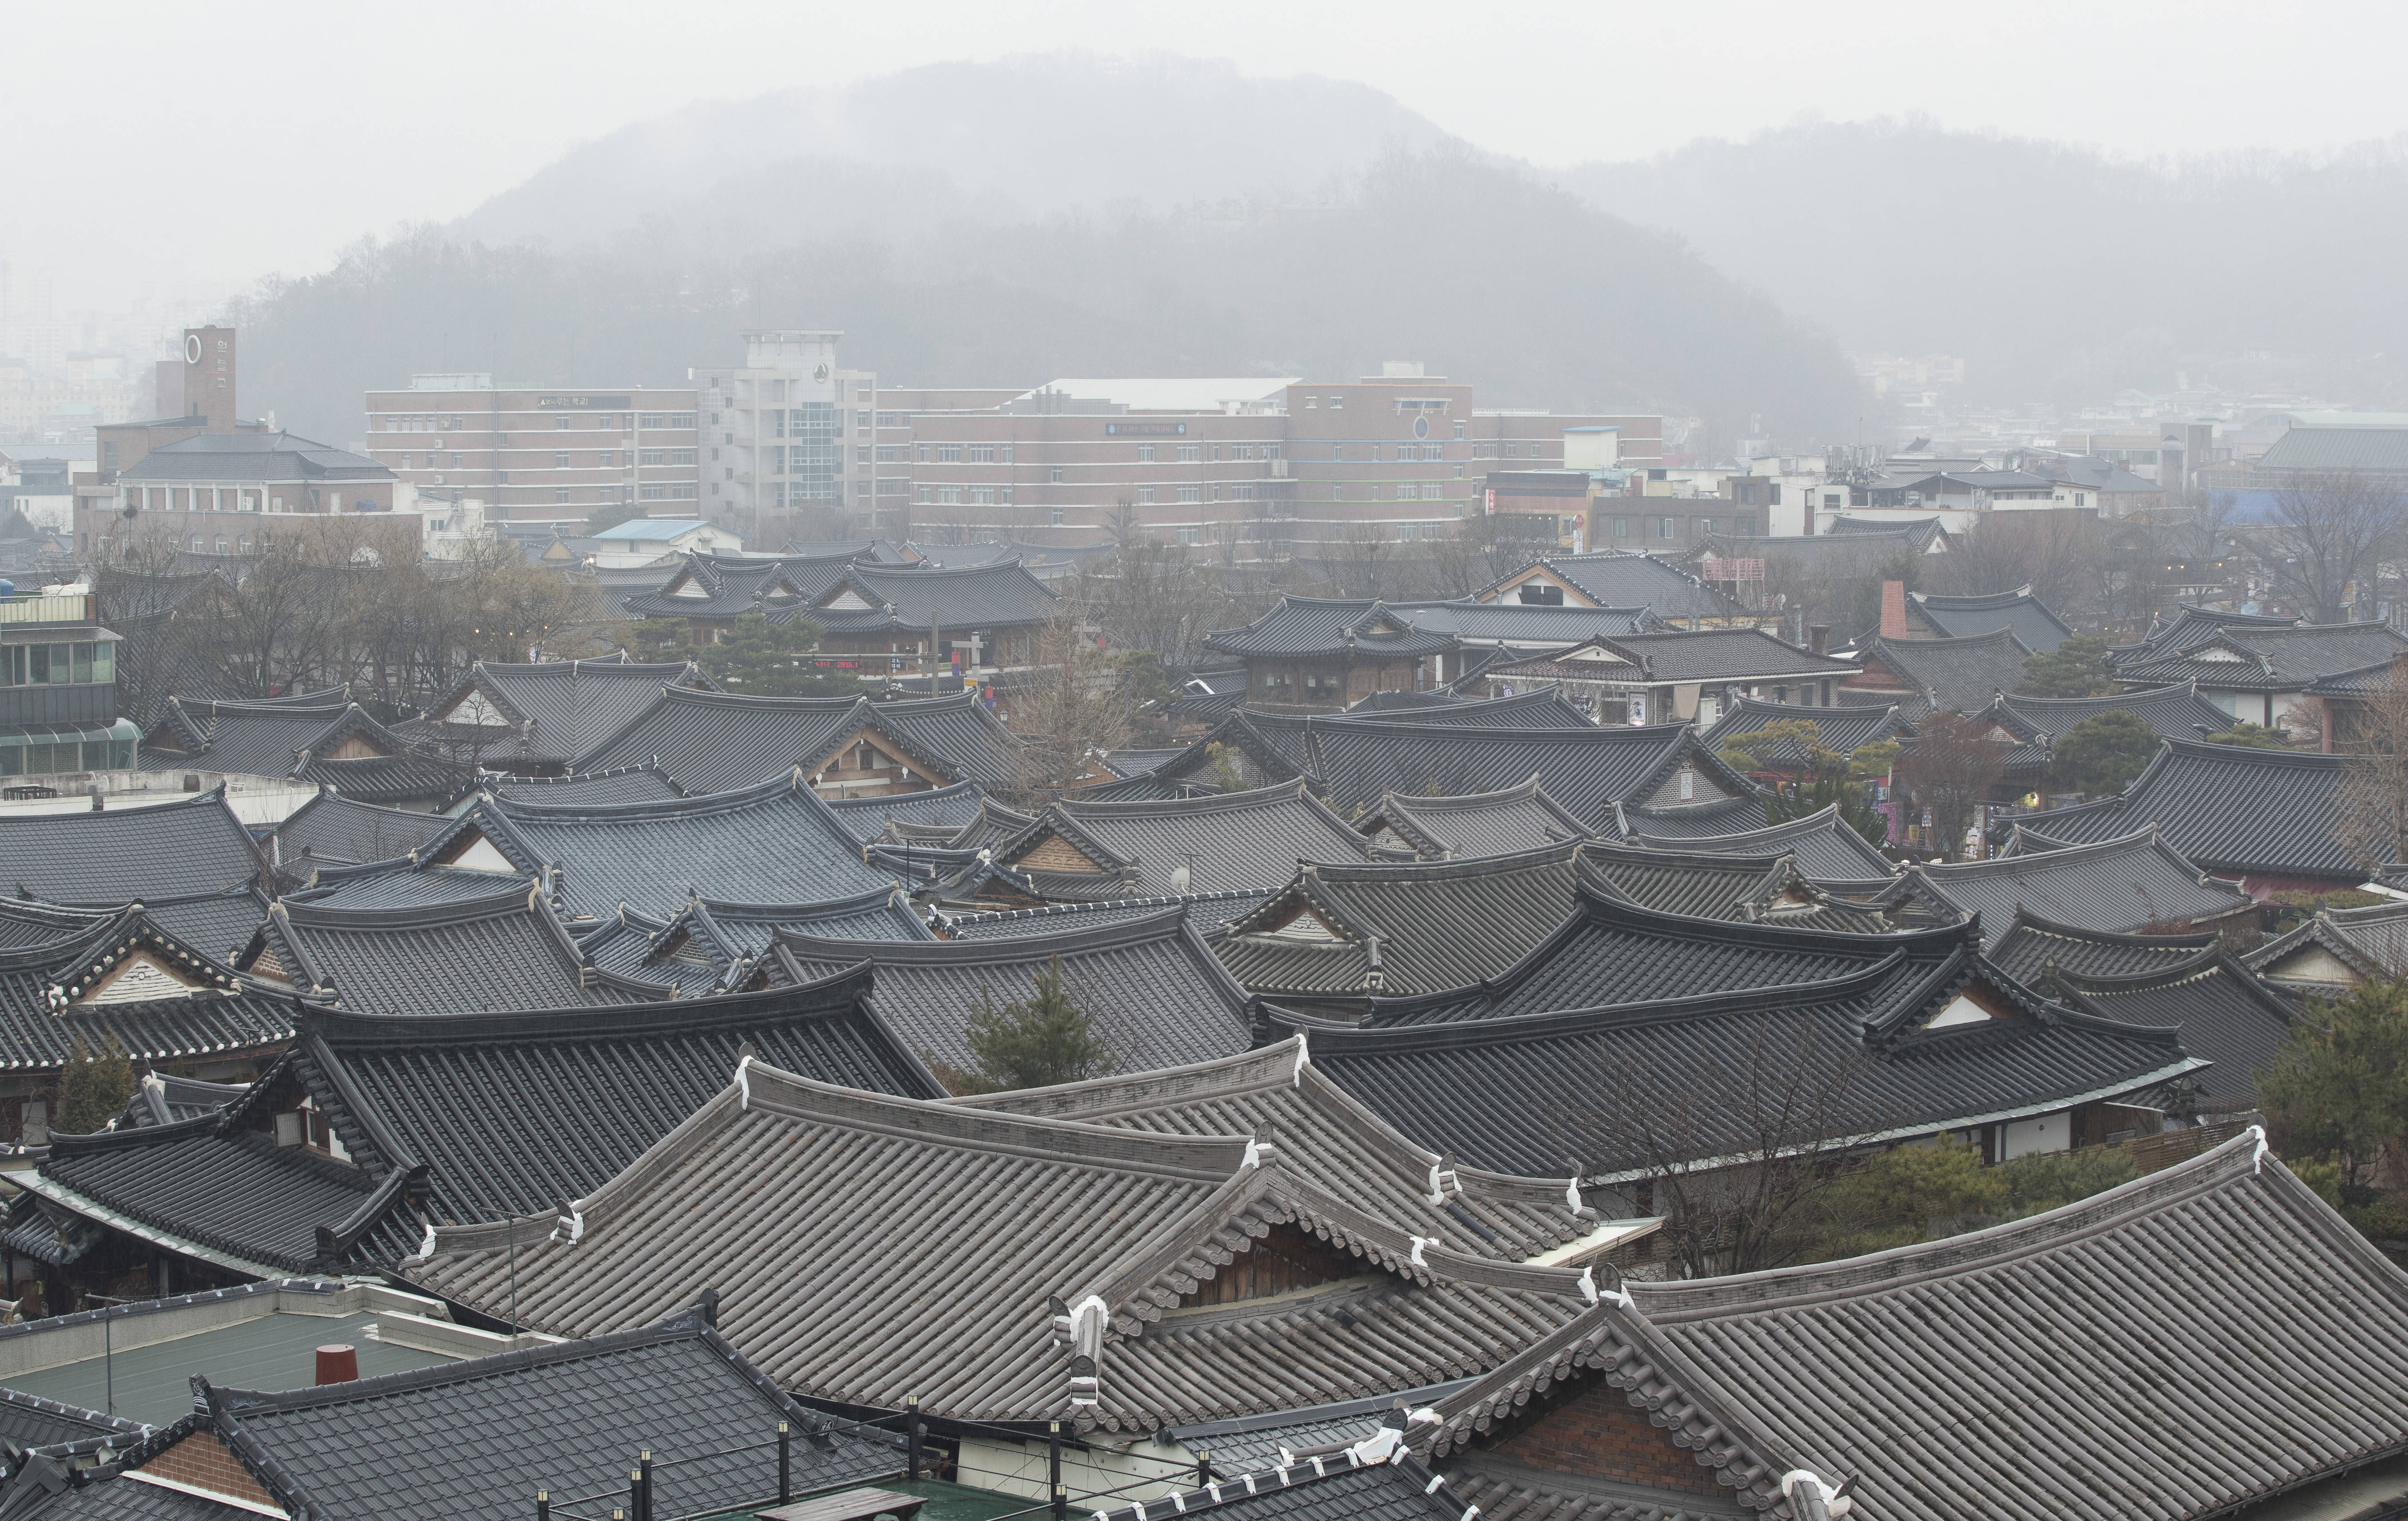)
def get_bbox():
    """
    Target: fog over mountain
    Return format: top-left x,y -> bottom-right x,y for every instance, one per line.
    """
1562,119 -> 2408,405
238,57 -> 1858,449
